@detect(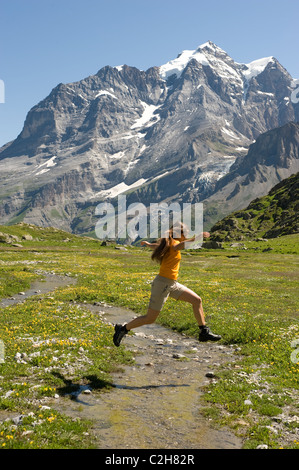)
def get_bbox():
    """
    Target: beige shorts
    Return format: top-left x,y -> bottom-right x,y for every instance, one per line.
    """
148,275 -> 187,311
